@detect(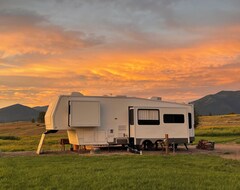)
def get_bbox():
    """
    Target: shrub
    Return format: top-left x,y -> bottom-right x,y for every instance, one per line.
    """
37,112 -> 46,123
0,136 -> 20,140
